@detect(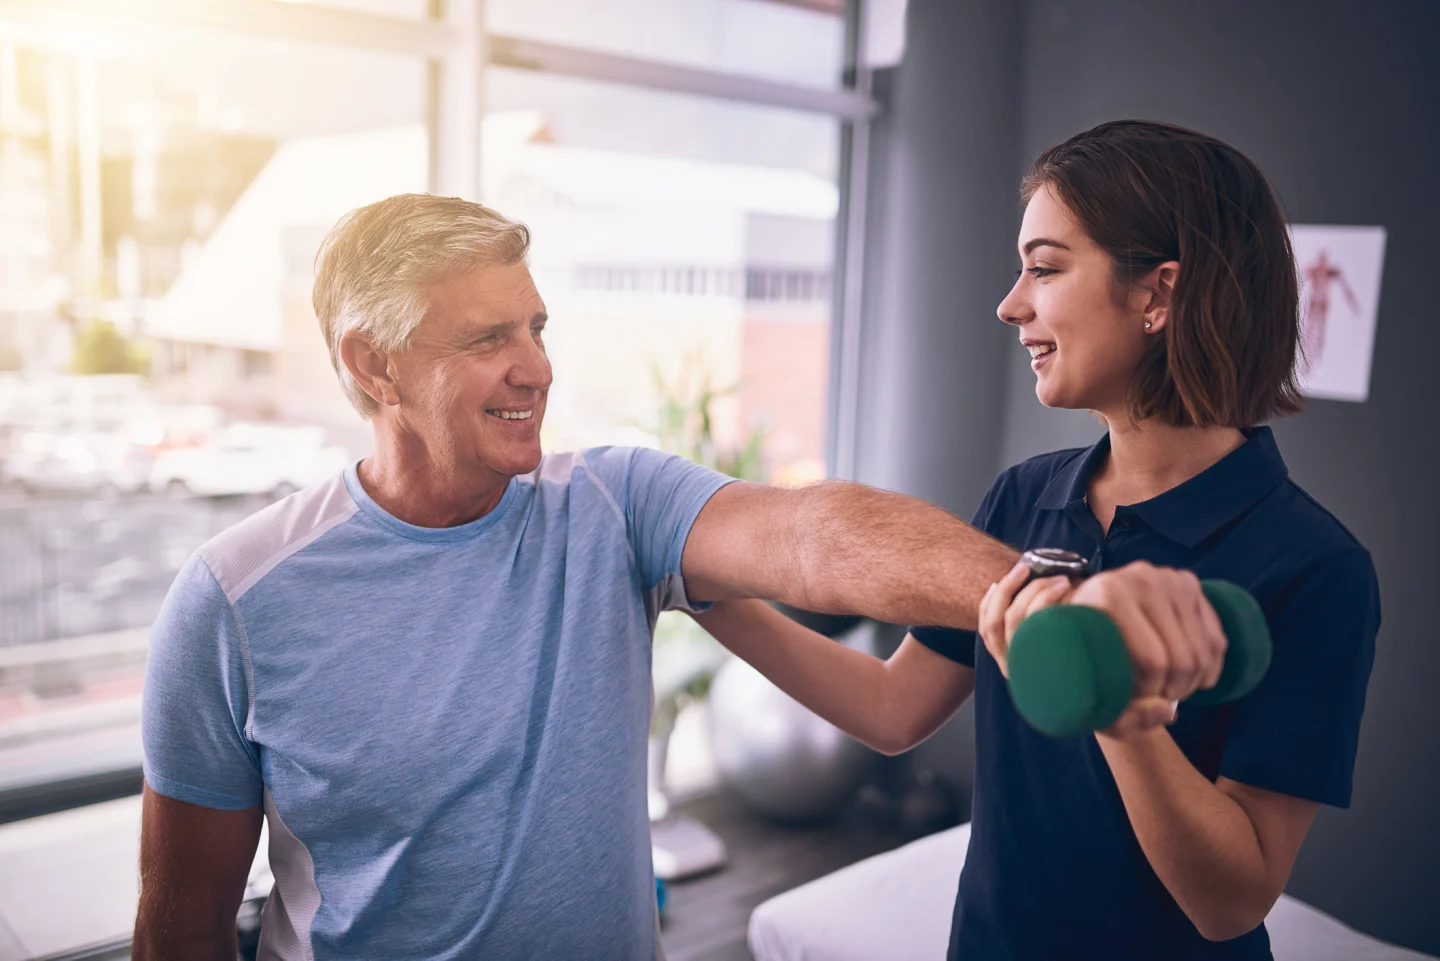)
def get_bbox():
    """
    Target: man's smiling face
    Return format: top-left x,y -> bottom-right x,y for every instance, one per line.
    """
389,260 -> 552,480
